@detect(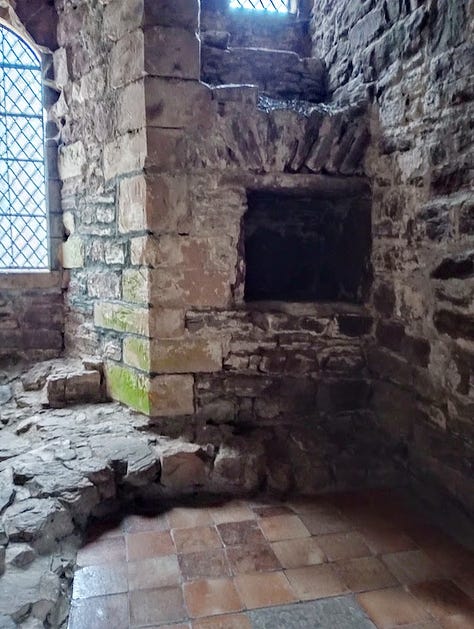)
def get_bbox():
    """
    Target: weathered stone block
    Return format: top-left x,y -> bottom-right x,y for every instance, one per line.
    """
94,302 -> 149,336
145,77 -> 212,128
124,337 -> 223,373
122,268 -> 150,305
65,370 -> 102,404
159,442 -> 208,489
103,0 -> 144,41
145,27 -> 200,79
144,0 -> 199,30
149,374 -> 194,416
116,80 -> 146,134
149,308 -> 185,338
118,175 -> 147,233
105,362 -> 152,415
110,29 -> 144,89
103,129 -> 147,180
58,141 -> 86,180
